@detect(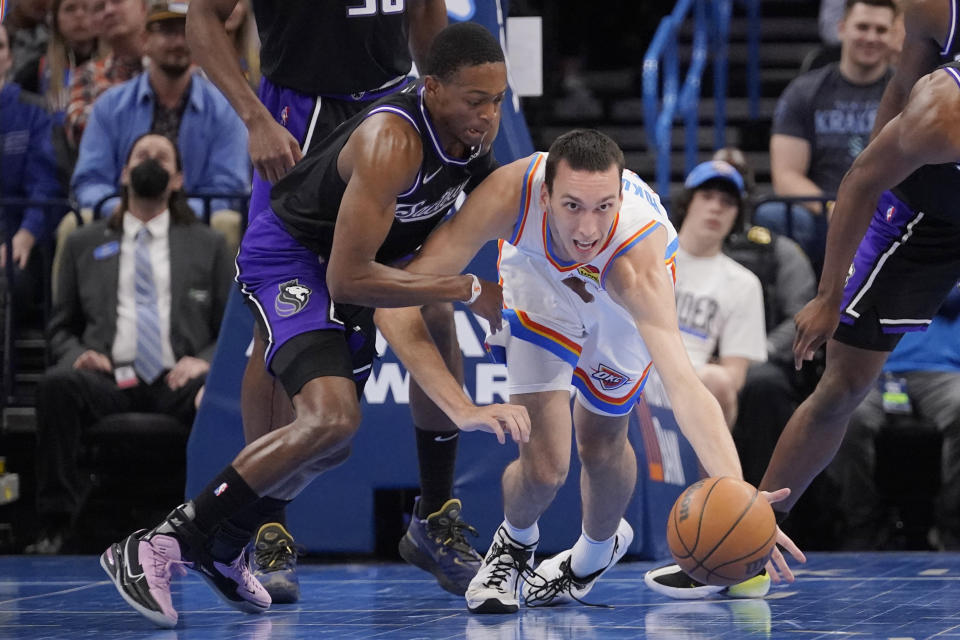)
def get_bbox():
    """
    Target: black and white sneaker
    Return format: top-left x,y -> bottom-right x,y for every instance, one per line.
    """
644,564 -> 771,599
465,525 -> 540,614
523,519 -> 633,607
100,529 -> 188,628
